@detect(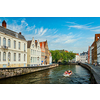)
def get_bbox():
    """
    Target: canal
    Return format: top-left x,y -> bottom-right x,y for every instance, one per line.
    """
0,65 -> 91,84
